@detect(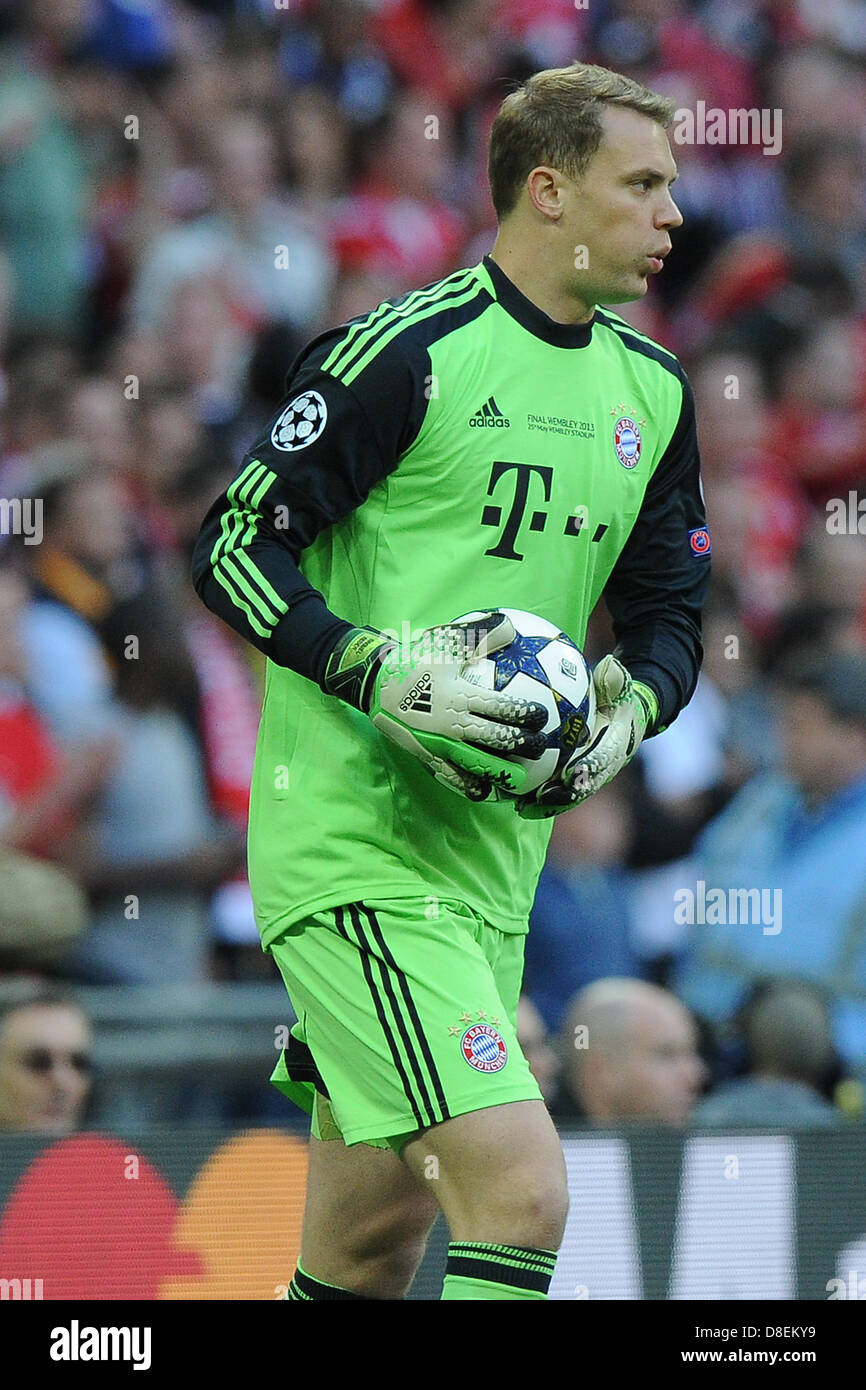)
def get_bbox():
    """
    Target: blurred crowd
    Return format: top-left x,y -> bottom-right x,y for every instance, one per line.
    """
1,0 -> 866,1129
